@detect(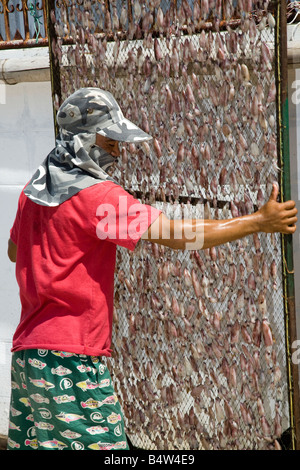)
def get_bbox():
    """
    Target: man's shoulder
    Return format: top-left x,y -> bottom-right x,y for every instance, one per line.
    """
76,181 -> 131,202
